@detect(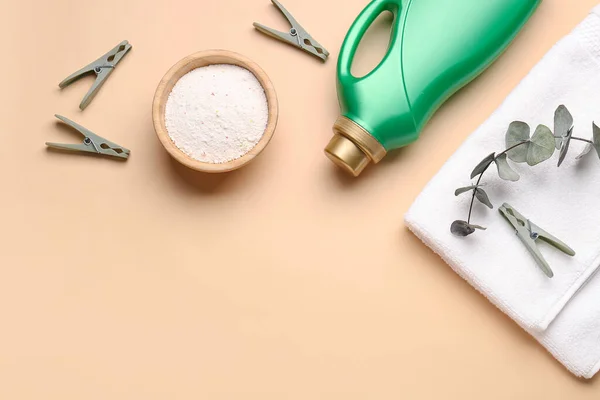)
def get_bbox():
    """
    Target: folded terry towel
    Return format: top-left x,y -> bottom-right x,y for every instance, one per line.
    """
405,5 -> 600,379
